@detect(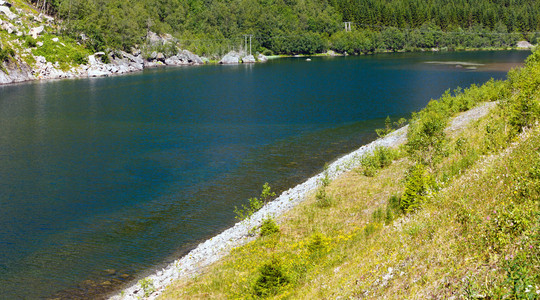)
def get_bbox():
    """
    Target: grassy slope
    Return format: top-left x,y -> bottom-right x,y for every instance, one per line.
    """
156,53 -> 540,299
0,1 -> 90,71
